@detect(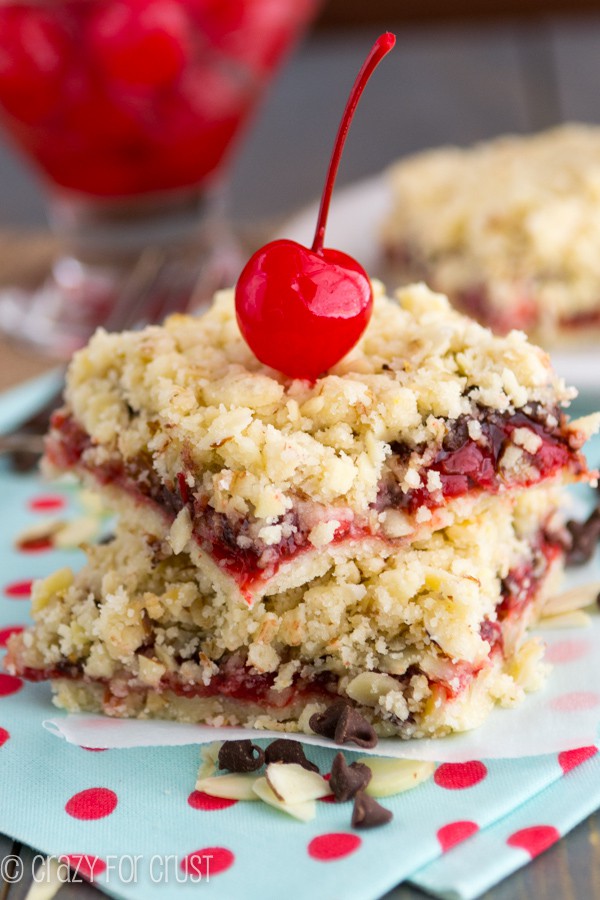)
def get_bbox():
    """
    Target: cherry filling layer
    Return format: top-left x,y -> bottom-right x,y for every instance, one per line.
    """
384,244 -> 537,334
560,308 -> 600,329
9,531 -> 560,714
386,243 -> 600,334
454,286 -> 600,334
45,406 -> 583,593
454,285 -> 538,335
